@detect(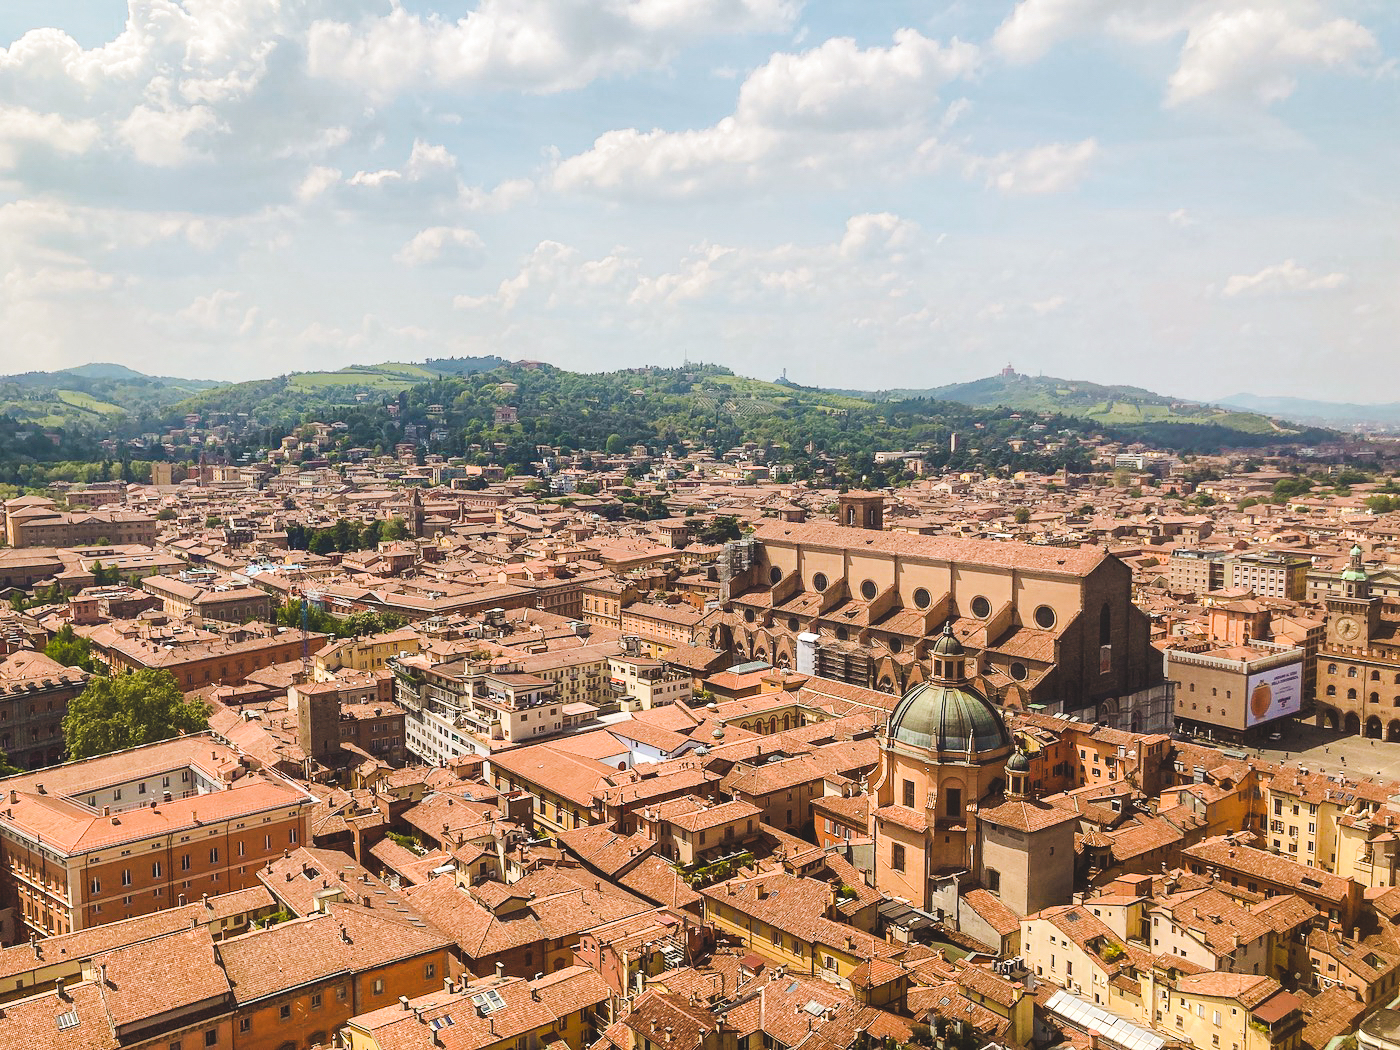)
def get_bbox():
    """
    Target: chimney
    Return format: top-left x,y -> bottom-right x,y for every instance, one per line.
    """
496,961 -> 505,980
756,882 -> 767,899
400,995 -> 411,1011
99,964 -> 107,988
102,806 -> 111,817
445,977 -> 454,993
